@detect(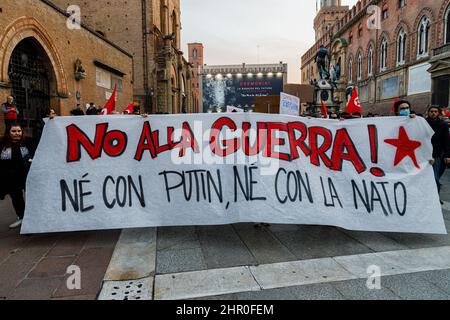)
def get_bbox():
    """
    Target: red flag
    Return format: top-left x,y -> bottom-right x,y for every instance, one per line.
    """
346,88 -> 362,114
443,107 -> 450,117
123,102 -> 134,114
102,84 -> 117,115
392,98 -> 399,113
321,100 -> 329,118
